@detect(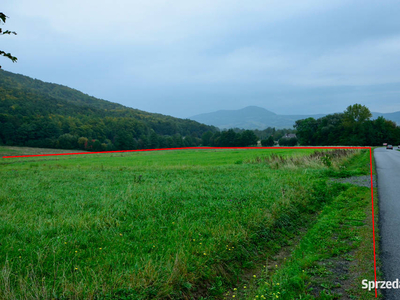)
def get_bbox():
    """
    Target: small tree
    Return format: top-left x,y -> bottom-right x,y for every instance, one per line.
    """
343,104 -> 372,125
58,133 -> 78,149
92,139 -> 102,151
78,137 -> 88,149
0,12 -> 17,68
240,130 -> 258,146
261,136 -> 274,146
279,137 -> 297,146
201,131 -> 213,146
